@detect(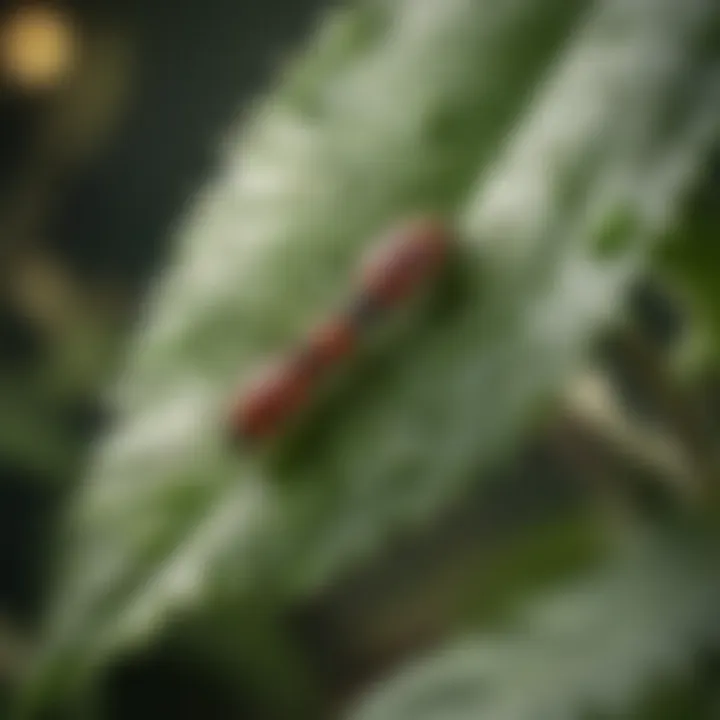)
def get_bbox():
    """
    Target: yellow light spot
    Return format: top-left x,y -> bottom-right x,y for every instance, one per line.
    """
1,4 -> 77,91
